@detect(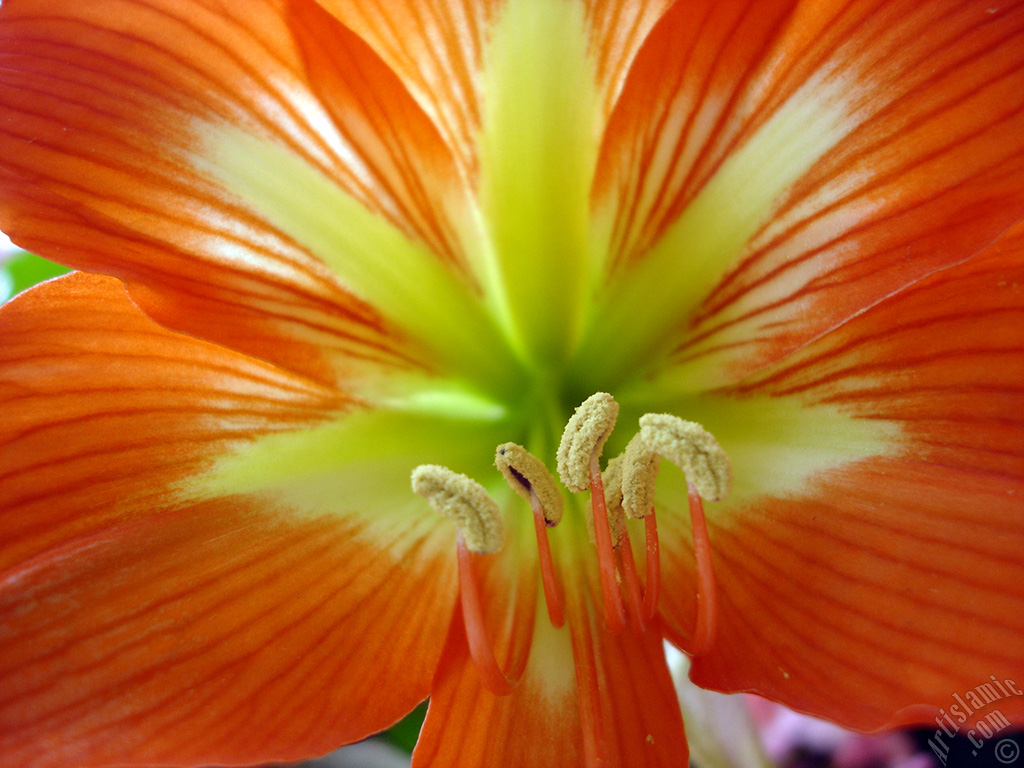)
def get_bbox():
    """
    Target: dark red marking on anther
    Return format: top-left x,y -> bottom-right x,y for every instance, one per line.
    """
617,533 -> 646,634
456,535 -> 515,695
588,456 -> 626,634
530,492 -> 565,628
642,510 -> 661,621
687,485 -> 718,656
